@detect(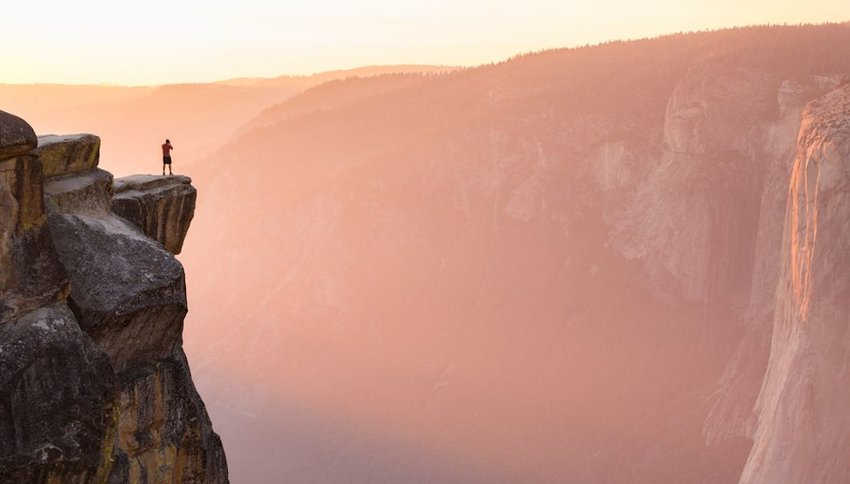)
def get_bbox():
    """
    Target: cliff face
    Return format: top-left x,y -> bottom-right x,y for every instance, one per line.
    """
174,25 -> 850,482
615,67 -> 780,307
618,71 -> 843,444
739,84 -> 850,483
112,175 -> 197,255
0,111 -> 227,482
